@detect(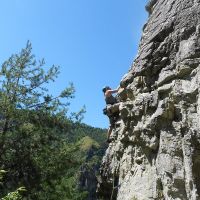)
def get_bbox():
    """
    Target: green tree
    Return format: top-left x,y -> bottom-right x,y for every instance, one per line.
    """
0,170 -> 26,200
0,41 -> 79,155
0,42 -> 105,200
0,42 -> 85,199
